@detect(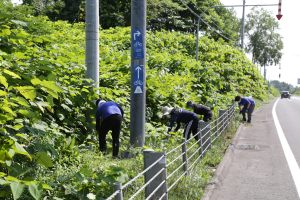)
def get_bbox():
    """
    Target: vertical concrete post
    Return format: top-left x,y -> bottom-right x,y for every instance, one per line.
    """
198,127 -> 203,157
144,150 -> 168,200
130,0 -> 147,147
218,109 -> 227,135
181,138 -> 188,175
114,182 -> 123,200
85,0 -> 99,91
199,121 -> 210,154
